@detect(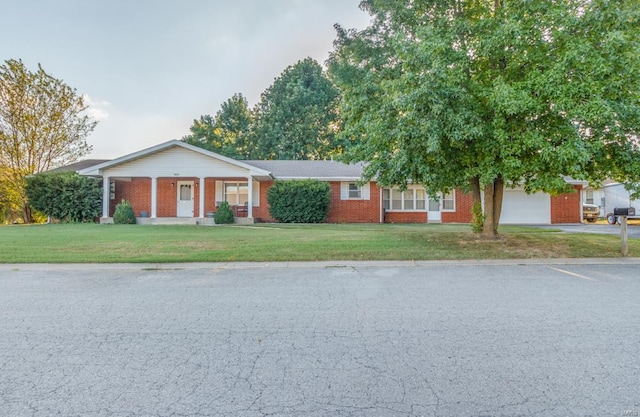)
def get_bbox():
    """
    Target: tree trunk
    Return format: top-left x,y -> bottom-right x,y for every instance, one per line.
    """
22,201 -> 32,224
482,182 -> 495,237
493,176 -> 504,235
470,176 -> 483,232
482,177 -> 504,238
470,177 -> 481,208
